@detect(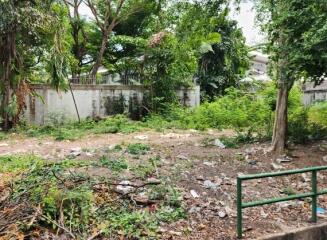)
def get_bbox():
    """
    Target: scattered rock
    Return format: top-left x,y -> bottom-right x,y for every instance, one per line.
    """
189,129 -> 198,133
132,195 -> 156,205
69,147 -> 82,157
177,154 -> 188,160
260,209 -> 268,218
0,143 -> 9,147
160,133 -> 191,139
271,163 -> 284,170
146,178 -> 161,184
218,210 -> 227,218
134,135 -> 148,140
323,155 -> 327,162
189,206 -> 201,214
168,231 -> 182,236
276,155 -> 292,164
213,139 -> 226,149
203,180 -> 218,190
190,190 -> 200,198
85,152 -> 94,157
203,161 -> 215,167
300,173 -> 310,182
116,181 -> 135,195
196,176 -> 205,181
